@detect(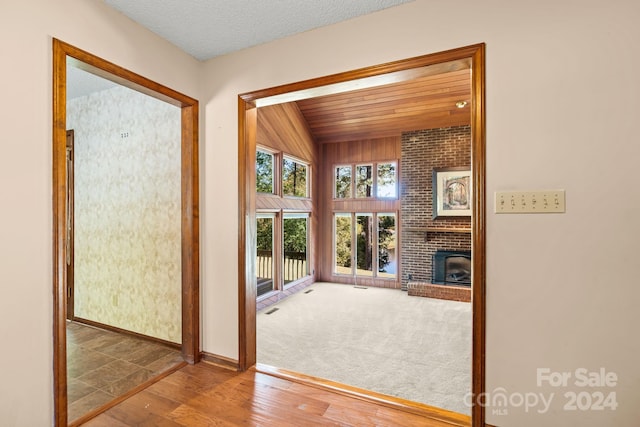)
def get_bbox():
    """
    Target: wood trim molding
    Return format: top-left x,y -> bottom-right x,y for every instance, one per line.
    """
52,39 -> 68,427
257,363 -> 471,426
470,43 -> 487,427
52,38 -> 200,426
200,351 -> 240,371
238,101 -> 258,370
238,43 -> 486,426
71,317 -> 181,350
